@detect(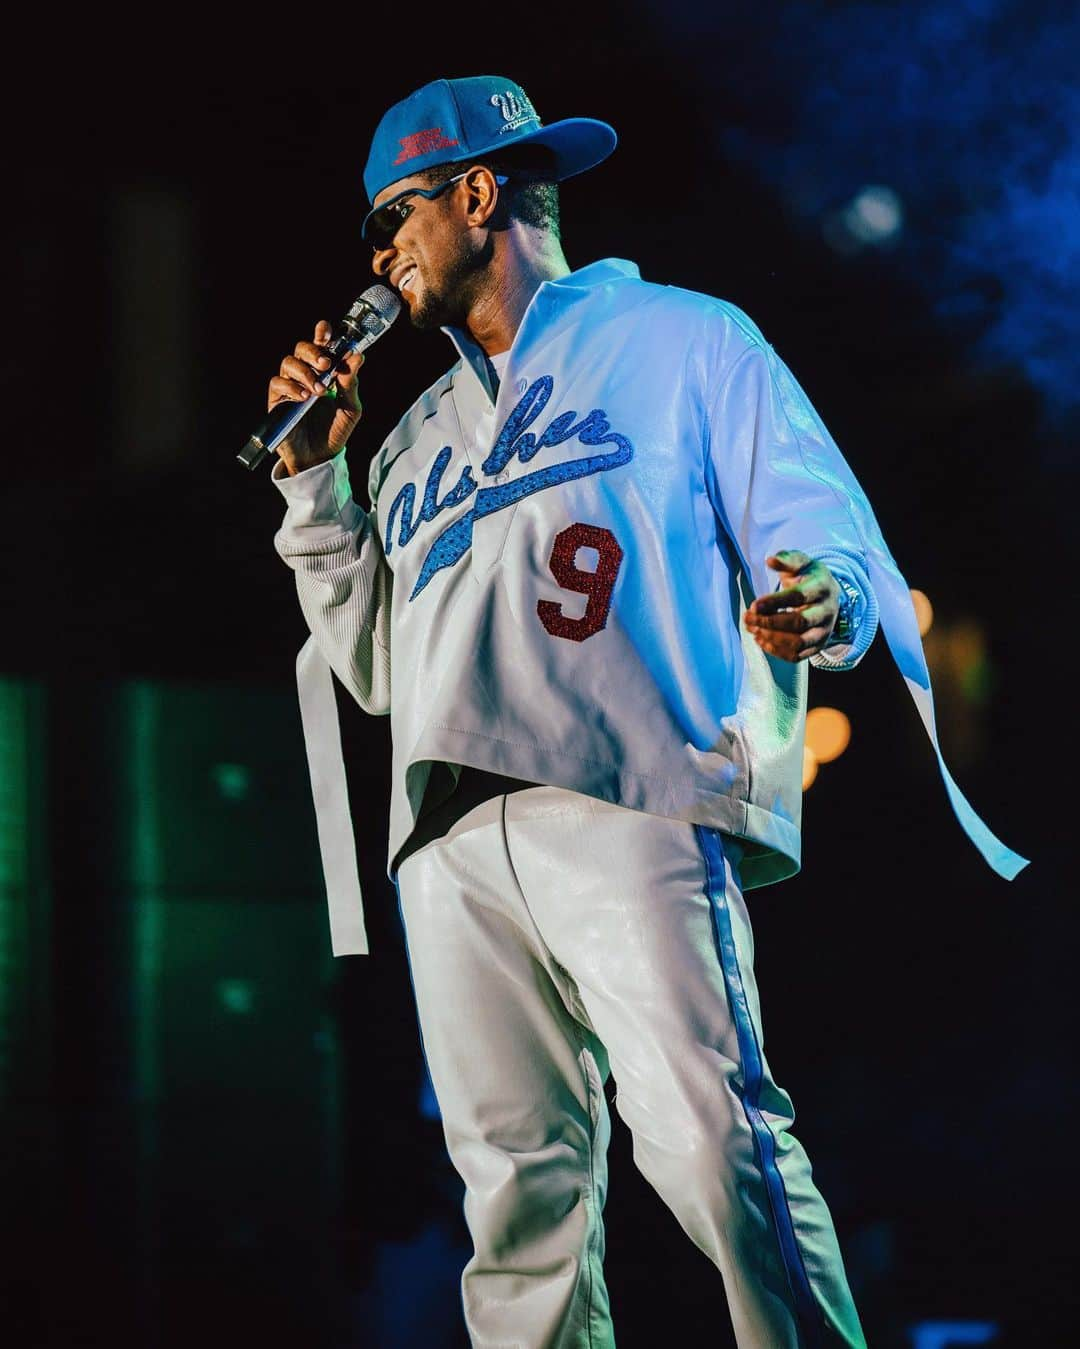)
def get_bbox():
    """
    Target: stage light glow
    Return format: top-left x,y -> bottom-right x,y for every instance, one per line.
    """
212,762 -> 251,801
951,620 -> 992,703
679,0 -> 1080,449
805,707 -> 852,764
847,185 -> 903,242
910,588 -> 934,636
908,1320 -> 998,1349
217,979 -> 255,1015
802,745 -> 819,790
823,184 -> 904,252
